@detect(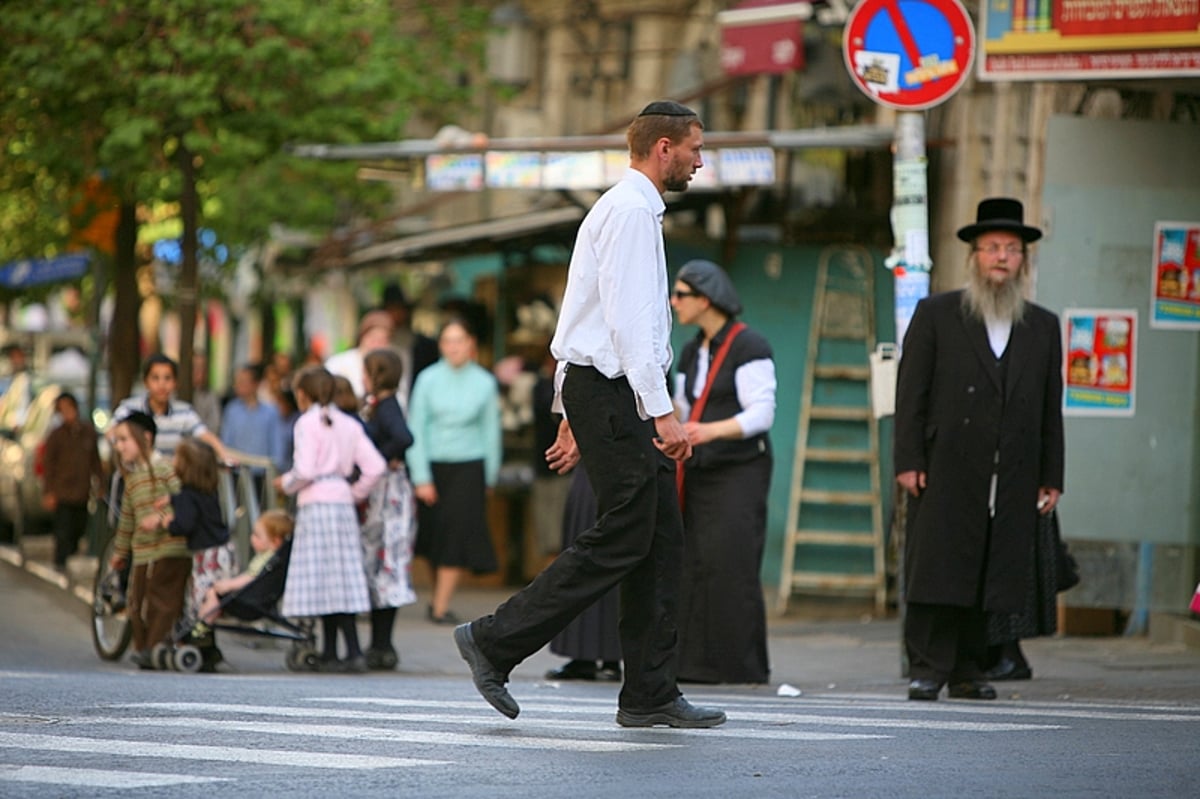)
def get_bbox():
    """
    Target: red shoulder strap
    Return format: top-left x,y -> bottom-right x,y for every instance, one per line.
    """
677,322 -> 746,509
